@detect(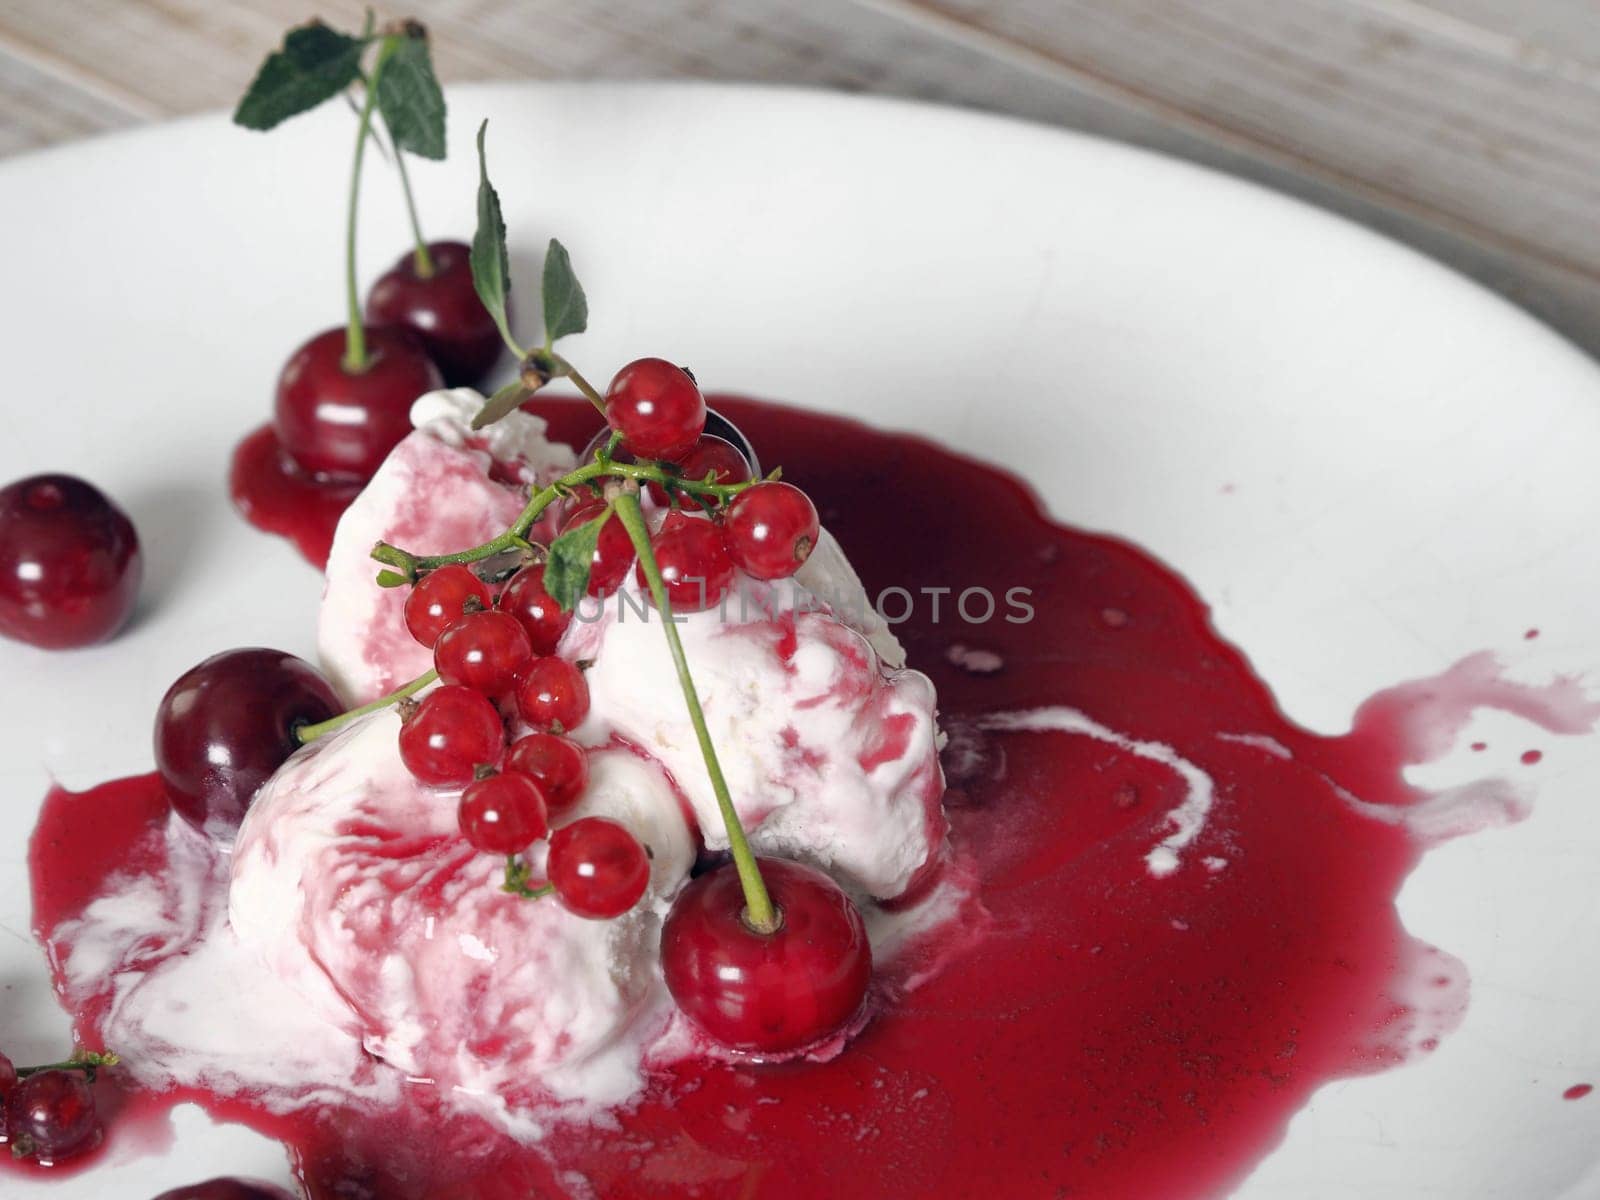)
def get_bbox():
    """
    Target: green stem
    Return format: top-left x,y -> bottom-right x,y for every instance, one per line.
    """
611,492 -> 778,933
547,352 -> 607,418
343,40 -> 398,372
372,457 -> 759,578
296,668 -> 438,744
388,129 -> 434,278
16,1051 -> 118,1081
